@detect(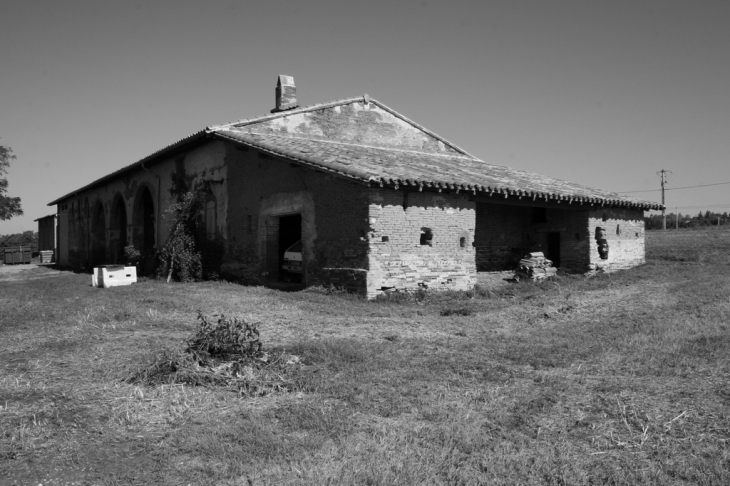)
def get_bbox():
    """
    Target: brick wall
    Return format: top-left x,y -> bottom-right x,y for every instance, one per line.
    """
588,208 -> 645,271
366,189 -> 477,298
474,202 -> 527,270
473,201 -> 592,272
